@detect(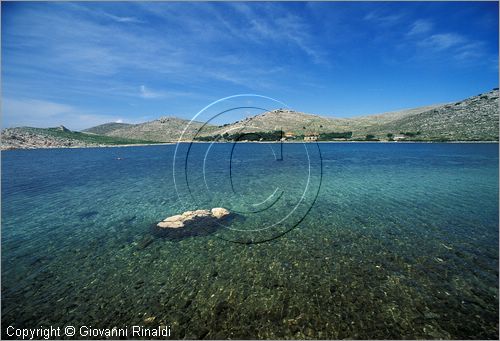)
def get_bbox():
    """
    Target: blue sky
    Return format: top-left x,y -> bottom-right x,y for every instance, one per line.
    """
2,1 -> 498,130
